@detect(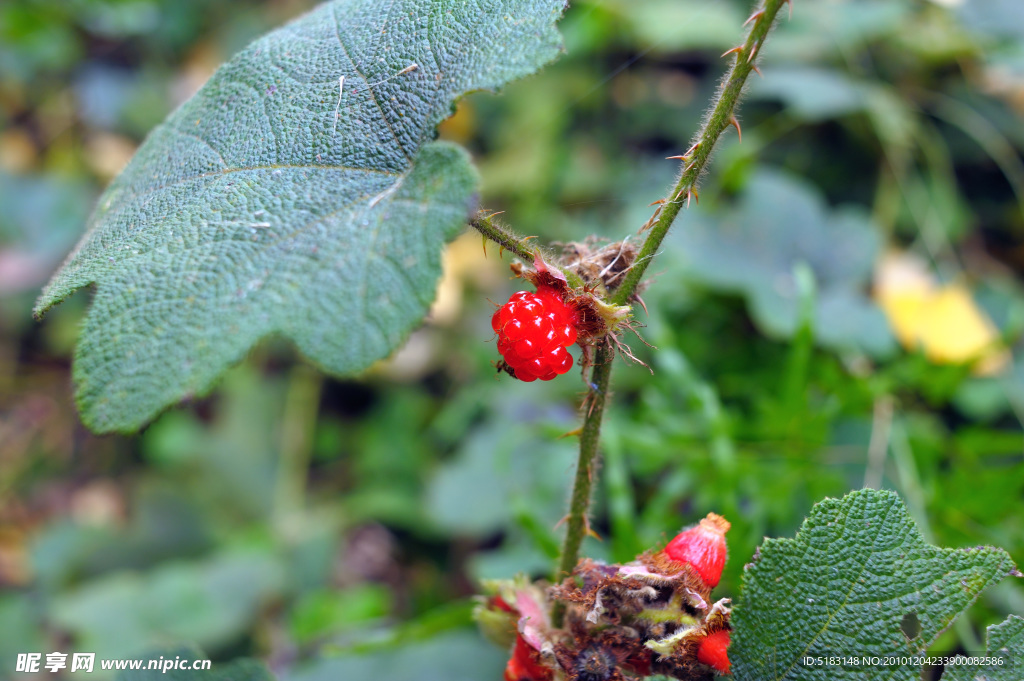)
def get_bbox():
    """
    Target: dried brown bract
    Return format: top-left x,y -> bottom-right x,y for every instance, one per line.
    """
559,238 -> 639,295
